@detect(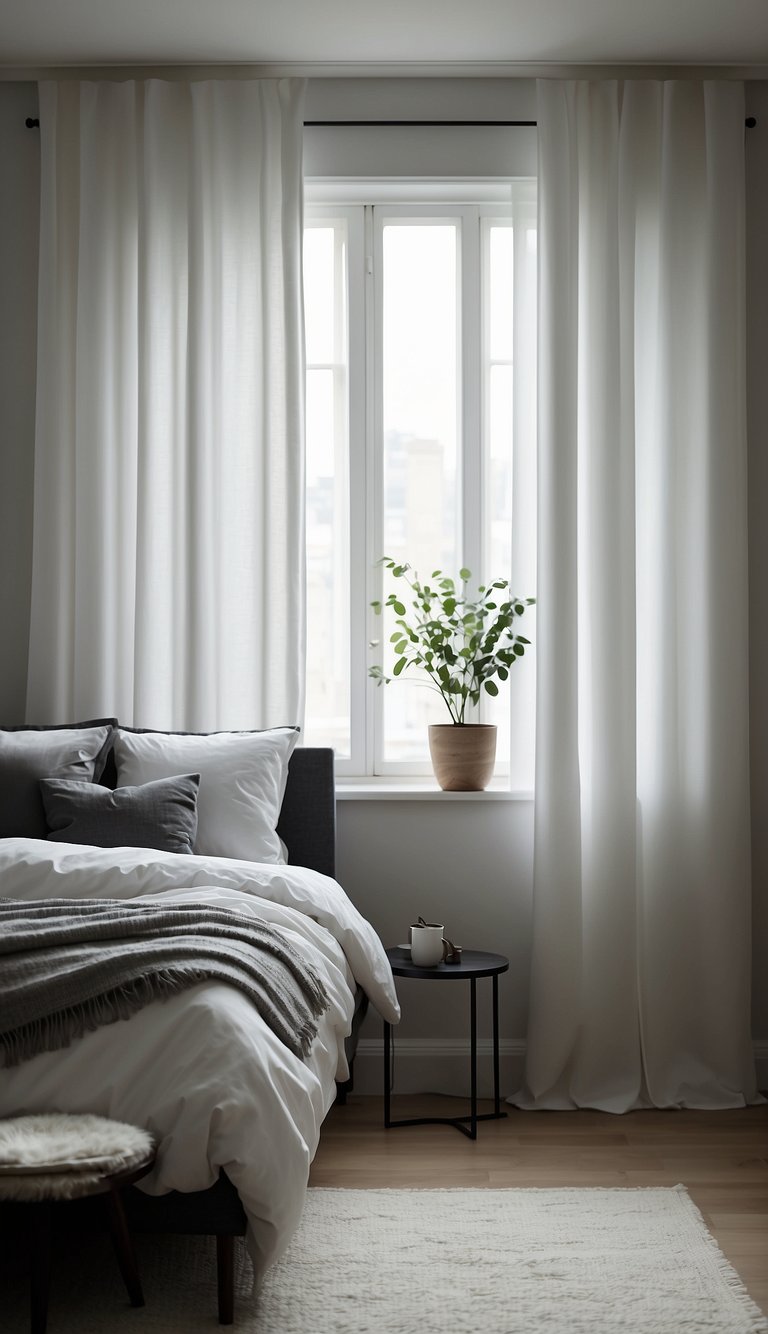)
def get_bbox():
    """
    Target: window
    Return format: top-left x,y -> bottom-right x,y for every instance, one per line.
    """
303,184 -> 537,786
